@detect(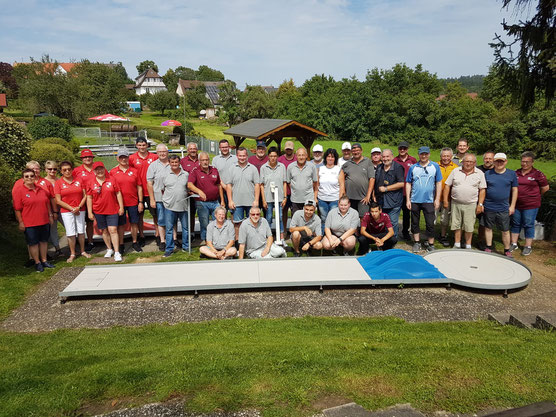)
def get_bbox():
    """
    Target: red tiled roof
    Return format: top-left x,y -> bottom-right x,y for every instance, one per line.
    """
58,63 -> 76,72
0,94 -> 7,107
